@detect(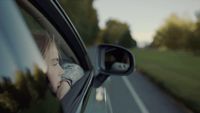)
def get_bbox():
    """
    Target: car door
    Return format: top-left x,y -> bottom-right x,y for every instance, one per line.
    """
0,0 -> 94,113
